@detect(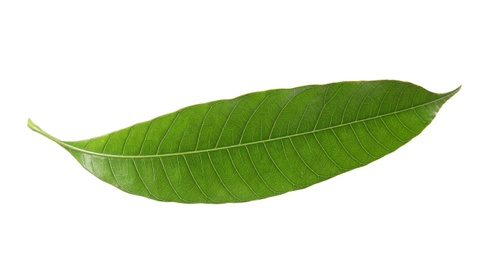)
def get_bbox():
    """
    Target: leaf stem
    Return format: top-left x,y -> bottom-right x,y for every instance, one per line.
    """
27,118 -> 63,145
